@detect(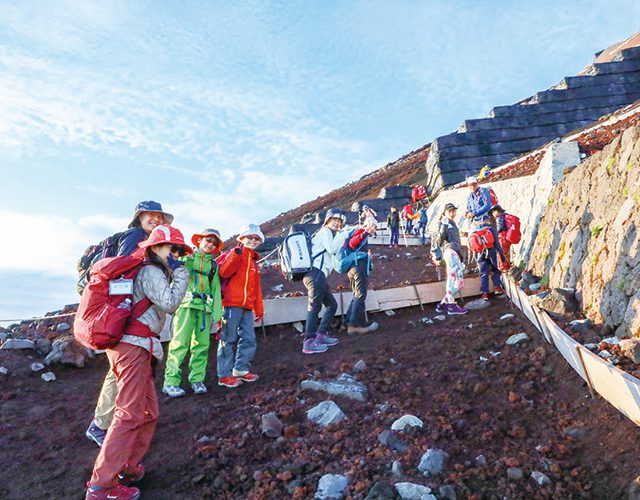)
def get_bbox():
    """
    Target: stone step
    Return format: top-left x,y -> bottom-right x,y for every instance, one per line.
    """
613,46 -> 640,62
529,85 -> 640,104
433,135 -> 558,161
436,122 -> 593,148
560,71 -> 640,88
437,152 -> 528,176
459,106 -> 623,132
583,58 -> 640,76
